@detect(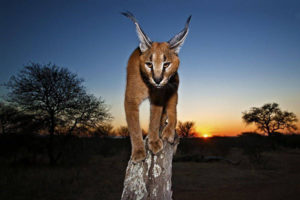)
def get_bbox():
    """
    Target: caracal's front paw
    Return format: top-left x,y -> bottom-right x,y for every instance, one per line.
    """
162,127 -> 175,143
131,148 -> 146,163
148,139 -> 163,154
